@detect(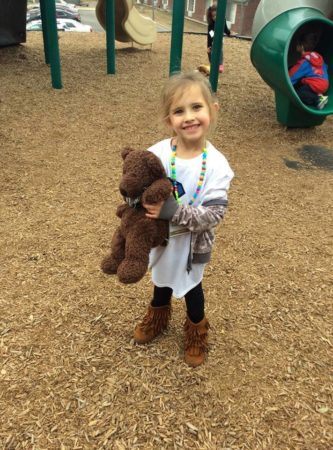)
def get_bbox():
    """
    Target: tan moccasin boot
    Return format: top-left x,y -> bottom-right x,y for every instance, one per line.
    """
184,316 -> 210,367
134,304 -> 171,344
